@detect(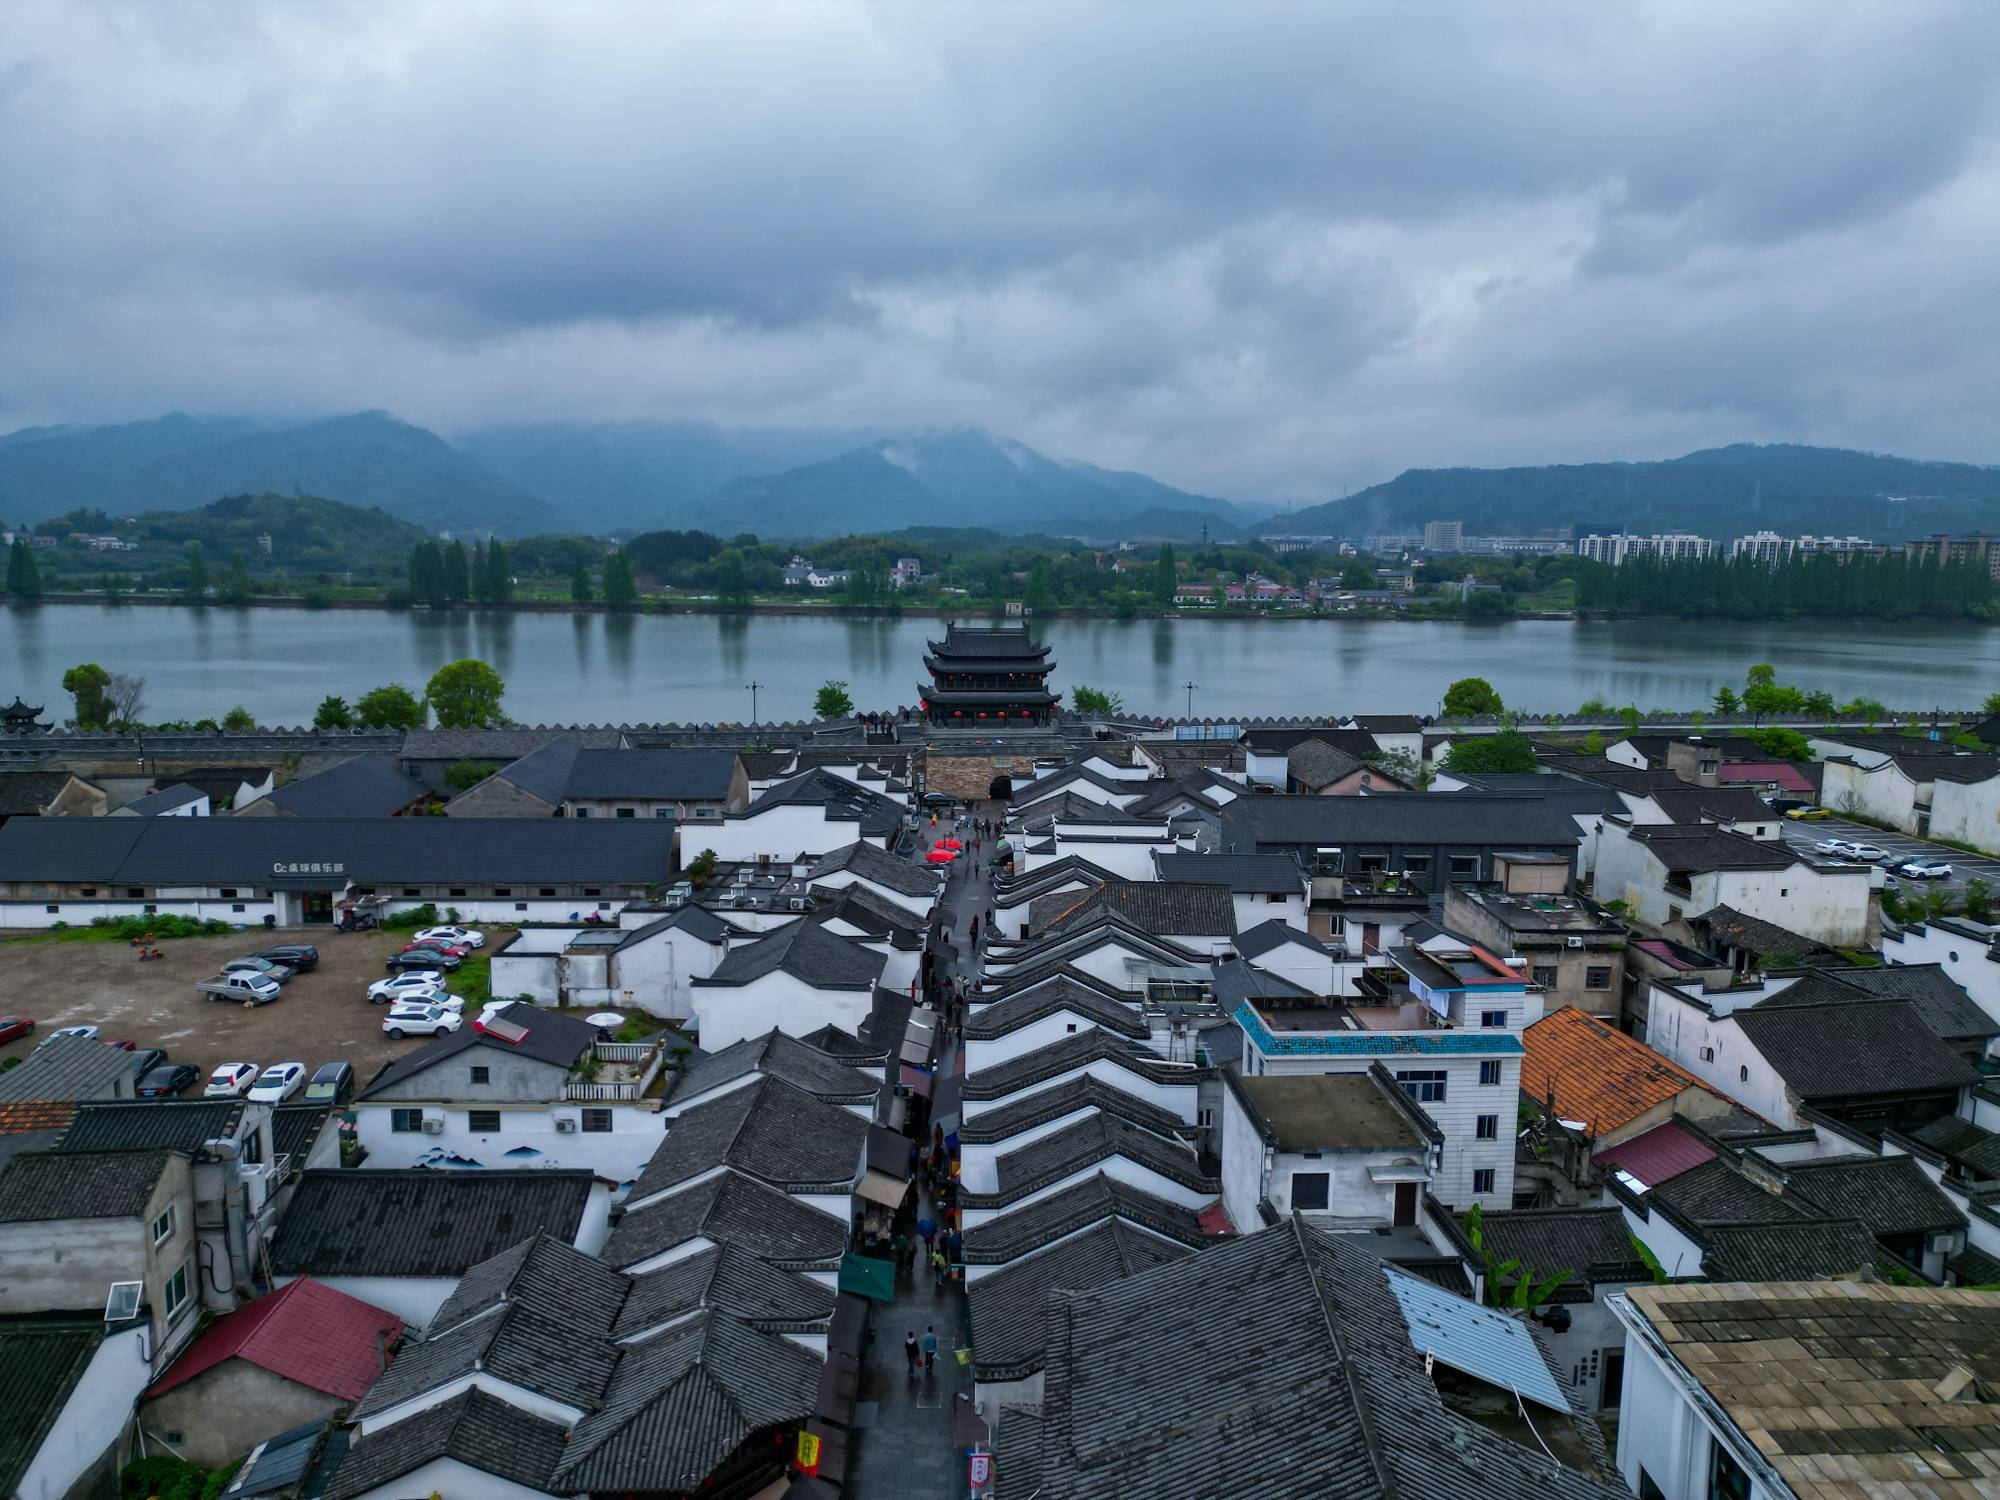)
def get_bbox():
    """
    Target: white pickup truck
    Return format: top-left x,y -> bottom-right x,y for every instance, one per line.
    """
196,971 -> 282,1005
